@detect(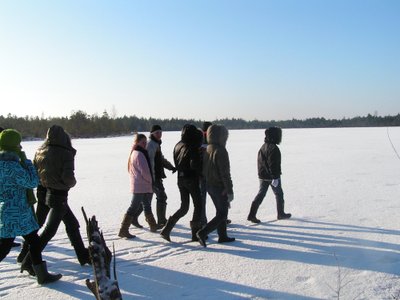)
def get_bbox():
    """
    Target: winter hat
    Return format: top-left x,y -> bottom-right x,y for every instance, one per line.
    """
150,124 -> 162,133
202,121 -> 212,133
0,129 -> 22,152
